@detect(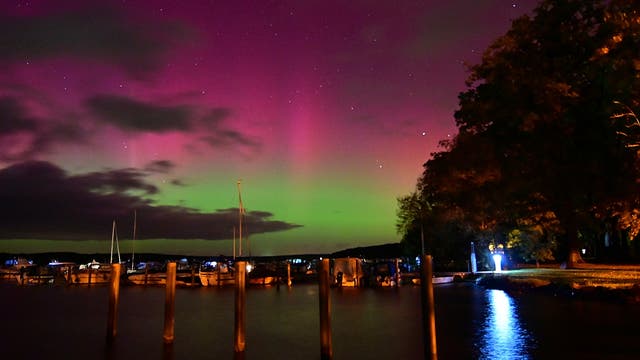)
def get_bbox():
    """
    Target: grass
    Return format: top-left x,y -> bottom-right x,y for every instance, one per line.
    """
494,263 -> 640,290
